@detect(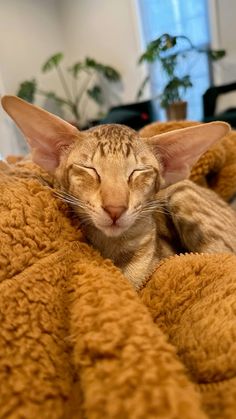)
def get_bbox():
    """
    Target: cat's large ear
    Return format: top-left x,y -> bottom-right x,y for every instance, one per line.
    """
144,122 -> 230,186
1,95 -> 79,172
